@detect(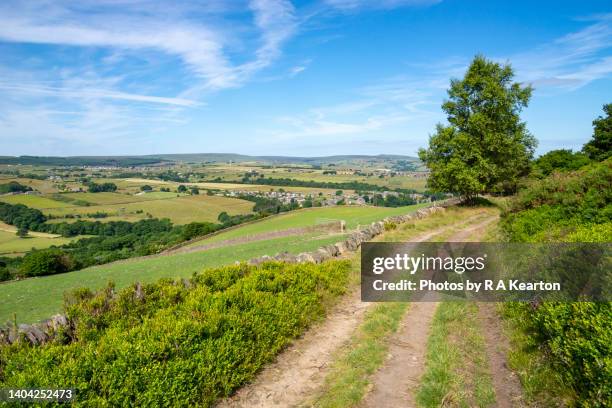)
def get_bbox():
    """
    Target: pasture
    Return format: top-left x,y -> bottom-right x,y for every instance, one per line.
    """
0,177 -> 63,194
0,194 -> 68,209
45,194 -> 254,224
188,203 -> 428,246
0,222 -> 83,256
0,232 -> 345,324
196,165 -> 428,191
0,203 -> 427,323
0,190 -> 256,224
